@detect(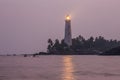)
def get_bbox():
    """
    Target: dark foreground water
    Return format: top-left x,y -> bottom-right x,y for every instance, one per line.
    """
0,55 -> 120,80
